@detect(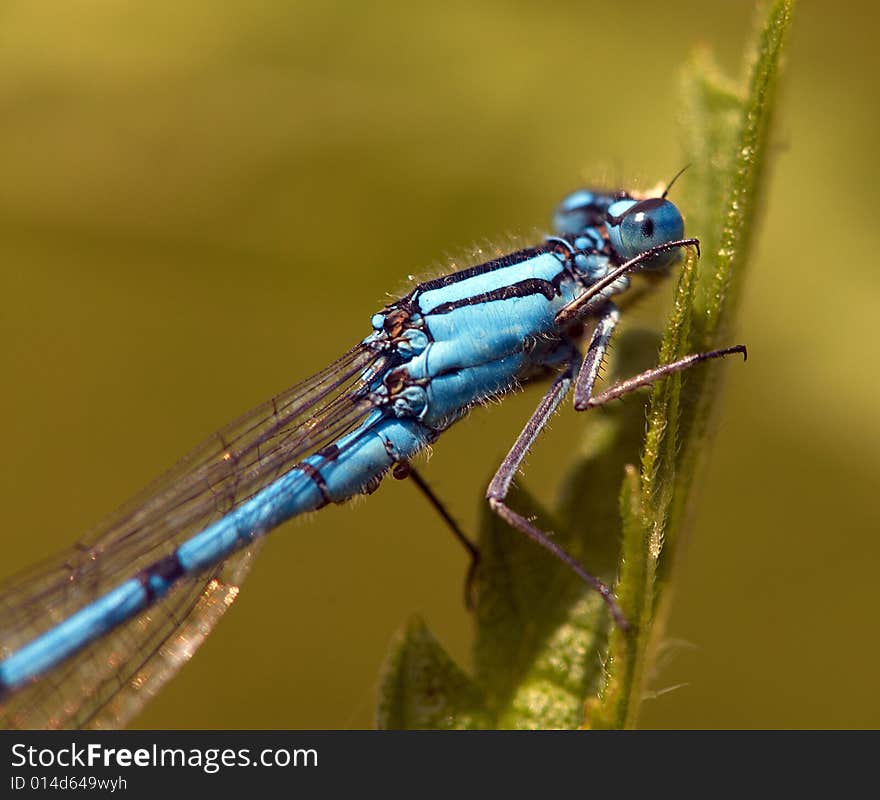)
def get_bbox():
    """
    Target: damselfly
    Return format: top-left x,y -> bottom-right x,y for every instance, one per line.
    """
0,178 -> 744,729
